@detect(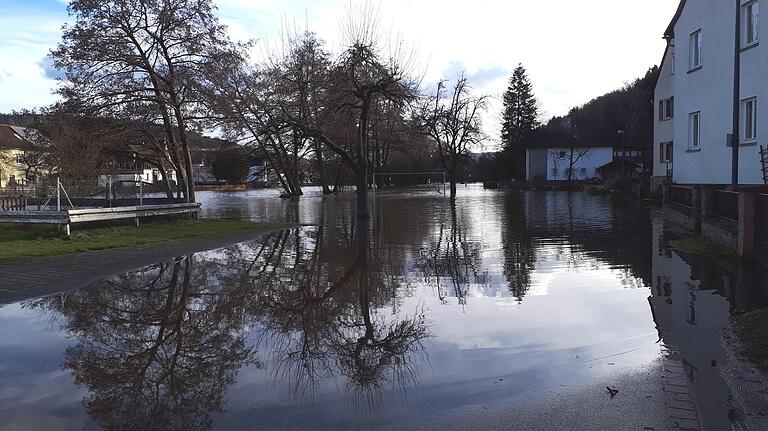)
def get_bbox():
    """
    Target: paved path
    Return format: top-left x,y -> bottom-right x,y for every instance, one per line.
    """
0,229 -> 278,305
